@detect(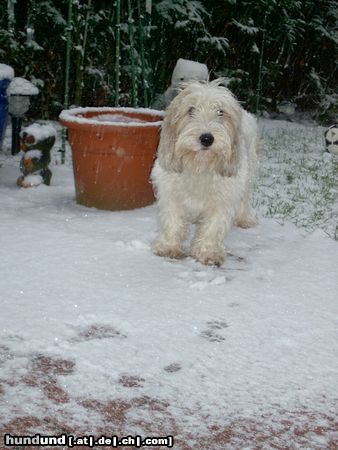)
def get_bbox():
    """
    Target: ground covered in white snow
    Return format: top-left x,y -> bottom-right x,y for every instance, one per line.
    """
0,119 -> 337,449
